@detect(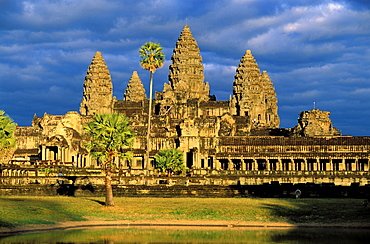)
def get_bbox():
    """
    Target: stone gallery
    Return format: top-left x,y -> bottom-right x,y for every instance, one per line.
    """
8,25 -> 370,186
